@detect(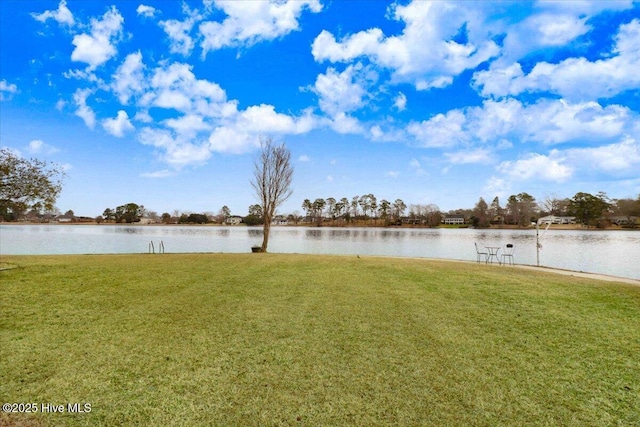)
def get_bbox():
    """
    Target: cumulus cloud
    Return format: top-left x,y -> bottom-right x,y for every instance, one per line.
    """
407,98 -> 634,148
73,88 -> 96,129
407,110 -> 468,148
102,110 -> 134,137
31,0 -> 75,26
498,152 -> 573,182
473,19 -> 640,100
111,52 -> 147,104
394,92 -> 407,111
0,80 -> 18,101
71,6 -> 124,70
564,136 -> 640,173
159,3 -> 201,56
139,127 -> 212,166
312,1 -> 499,90
136,4 -> 156,18
199,0 -> 322,55
27,139 -> 58,154
312,64 -> 373,116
